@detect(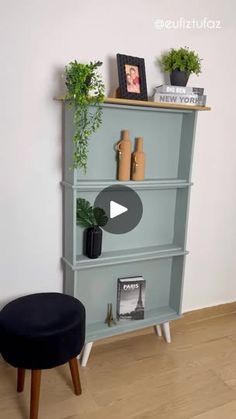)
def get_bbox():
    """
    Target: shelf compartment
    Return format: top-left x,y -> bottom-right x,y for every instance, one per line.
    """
64,256 -> 185,341
63,244 -> 188,270
86,306 -> 181,342
62,179 -> 192,191
74,188 -> 189,257
63,104 -> 197,184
